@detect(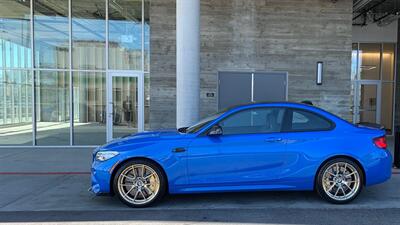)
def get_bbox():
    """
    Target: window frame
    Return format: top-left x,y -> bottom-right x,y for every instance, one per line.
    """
282,108 -> 336,133
200,106 -> 336,136
201,106 -> 287,136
